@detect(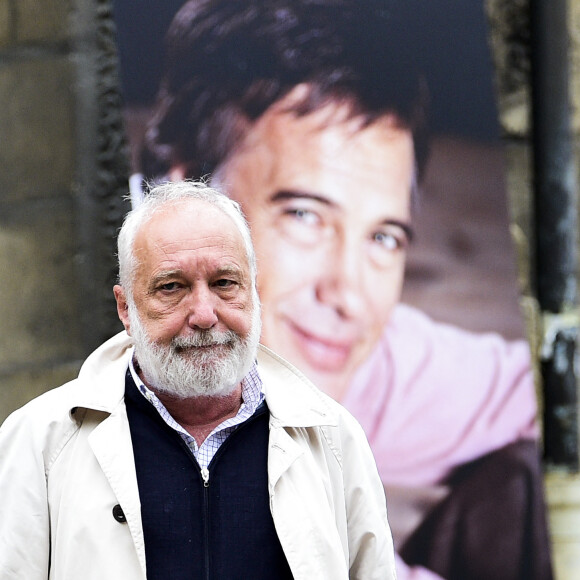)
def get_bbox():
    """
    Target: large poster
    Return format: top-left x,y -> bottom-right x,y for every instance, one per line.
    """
113,1 -> 551,578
